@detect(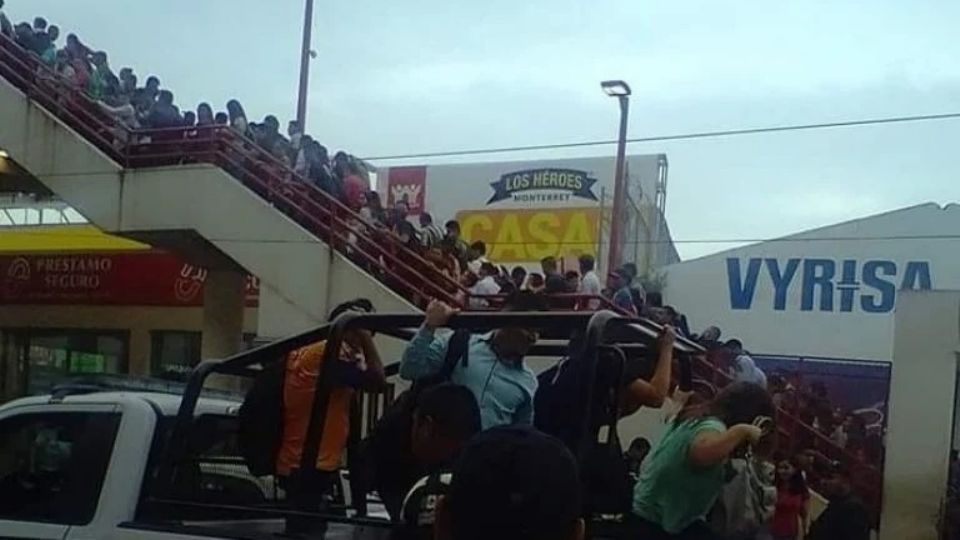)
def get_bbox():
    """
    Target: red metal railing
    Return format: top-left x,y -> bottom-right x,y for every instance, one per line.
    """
466,293 -> 632,314
0,37 -> 642,314
692,351 -> 883,524
0,33 -> 468,308
0,34 -> 645,314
